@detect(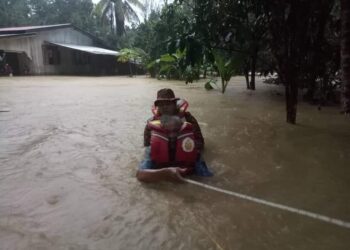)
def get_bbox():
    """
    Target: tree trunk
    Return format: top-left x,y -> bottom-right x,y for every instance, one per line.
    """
115,0 -> 125,36
109,2 -> 115,35
244,68 -> 250,89
221,78 -> 225,93
319,74 -> 329,109
249,47 -> 258,90
221,78 -> 229,93
266,0 -> 316,124
305,1 -> 333,104
128,61 -> 133,77
304,78 -> 317,102
285,74 -> 298,124
341,0 -> 350,113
